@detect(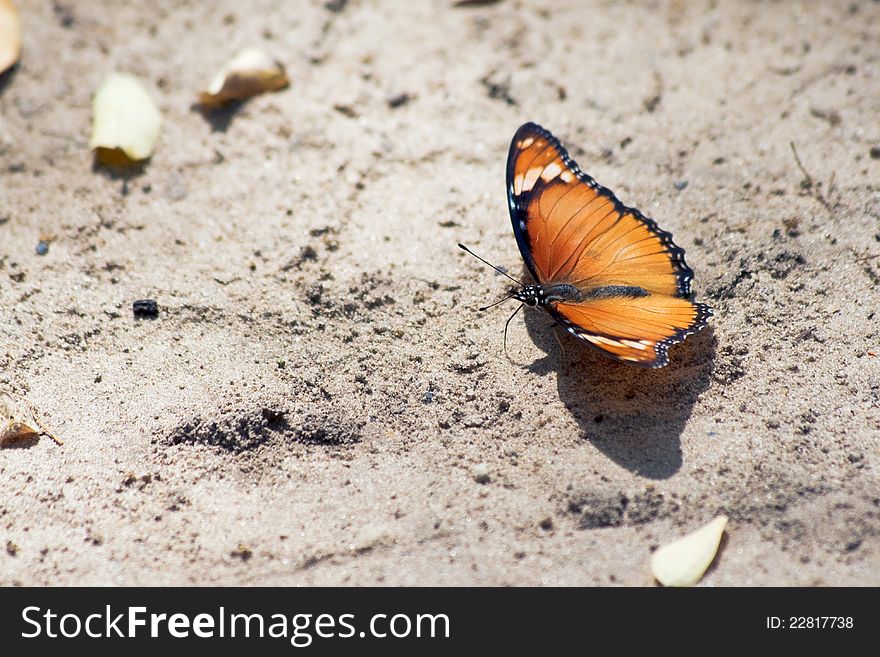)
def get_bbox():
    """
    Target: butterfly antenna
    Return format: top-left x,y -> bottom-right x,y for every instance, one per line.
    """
503,303 -> 524,356
458,243 -> 523,287
478,295 -> 515,312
